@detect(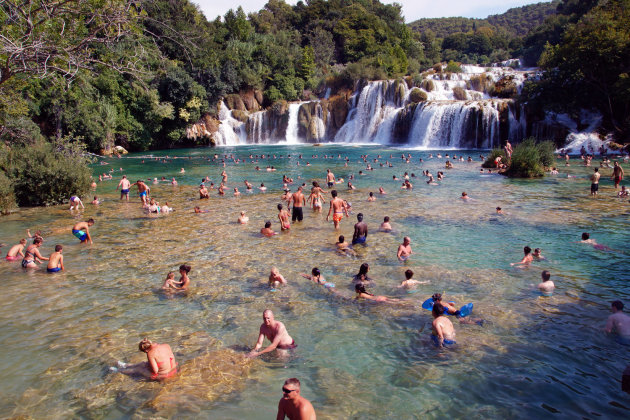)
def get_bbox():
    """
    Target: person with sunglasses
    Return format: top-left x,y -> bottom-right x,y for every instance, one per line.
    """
277,378 -> 316,420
